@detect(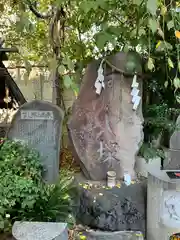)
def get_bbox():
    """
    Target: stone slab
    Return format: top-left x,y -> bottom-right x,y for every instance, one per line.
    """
79,230 -> 144,240
12,222 -> 68,240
